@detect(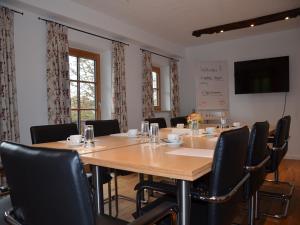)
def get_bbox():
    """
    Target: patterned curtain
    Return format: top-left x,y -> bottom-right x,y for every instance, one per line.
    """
46,22 -> 71,124
112,41 -> 128,132
0,7 -> 20,142
142,51 -> 154,119
170,60 -> 180,117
